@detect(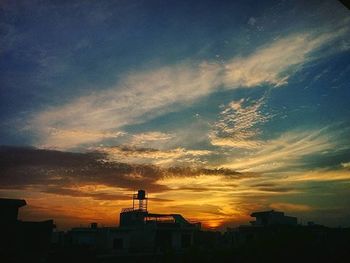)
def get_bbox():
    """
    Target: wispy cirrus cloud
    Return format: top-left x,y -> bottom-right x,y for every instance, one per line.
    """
210,96 -> 270,149
285,168 -> 350,183
29,61 -> 220,149
220,128 -> 336,173
222,28 -> 347,88
26,26 -> 349,149
131,132 -> 174,145
341,162 -> 350,168
36,128 -> 125,149
97,145 -> 212,166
